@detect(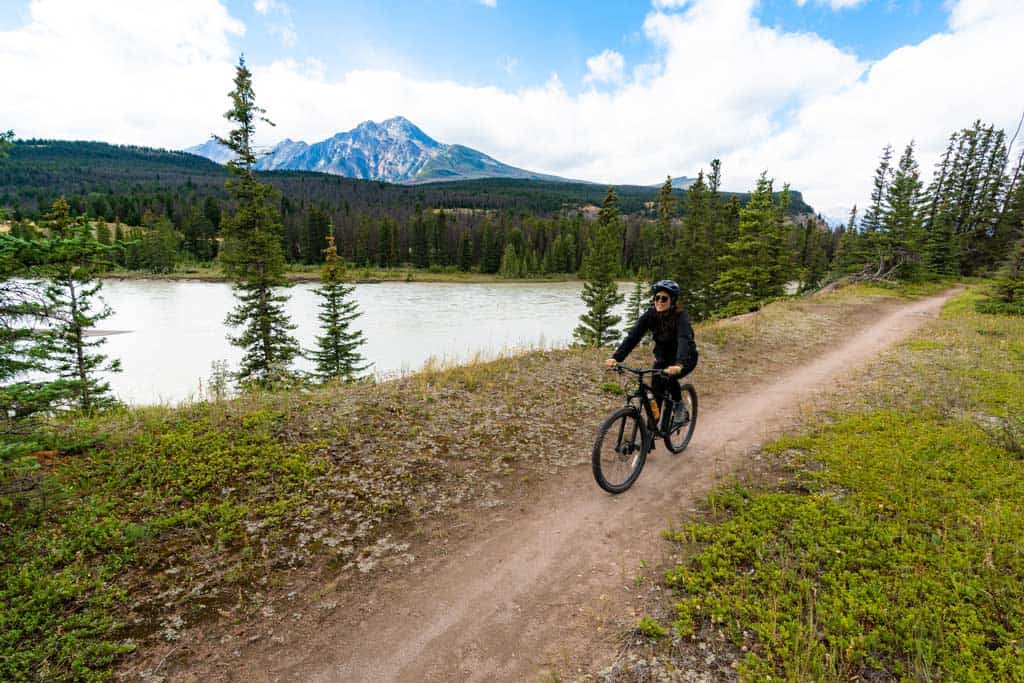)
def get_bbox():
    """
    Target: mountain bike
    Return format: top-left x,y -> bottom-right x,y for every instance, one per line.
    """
592,364 -> 698,494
